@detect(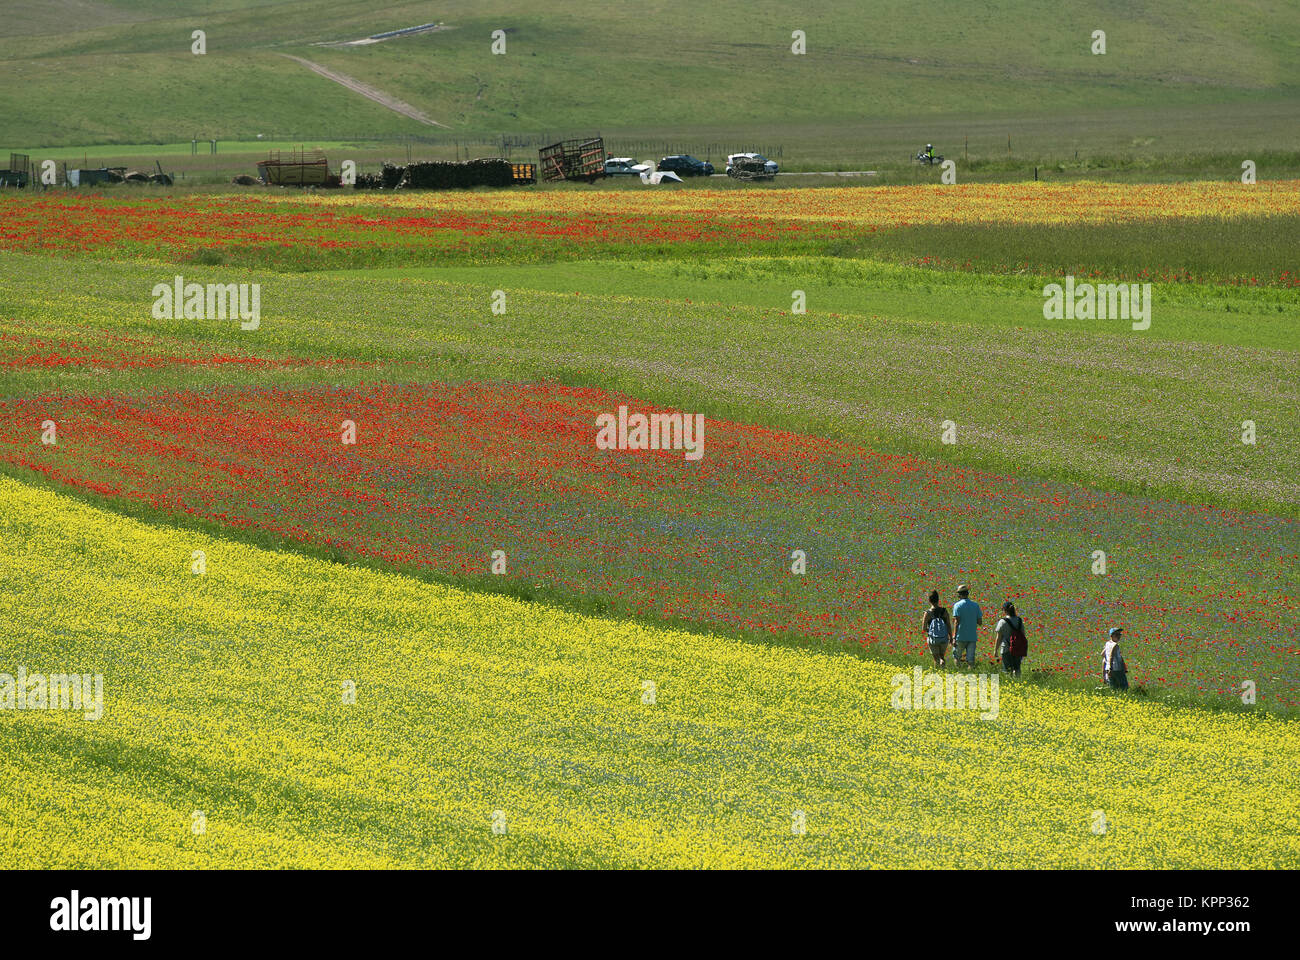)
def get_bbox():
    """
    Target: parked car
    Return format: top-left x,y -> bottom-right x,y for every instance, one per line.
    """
657,155 -> 715,177
604,157 -> 651,176
725,152 -> 779,178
